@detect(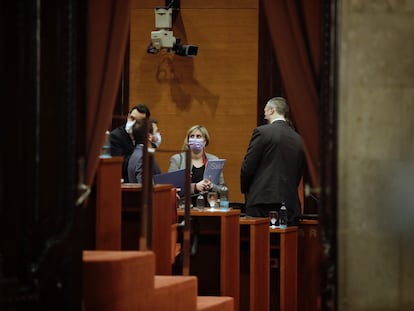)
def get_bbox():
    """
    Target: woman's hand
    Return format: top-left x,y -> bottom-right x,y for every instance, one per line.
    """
196,179 -> 213,192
